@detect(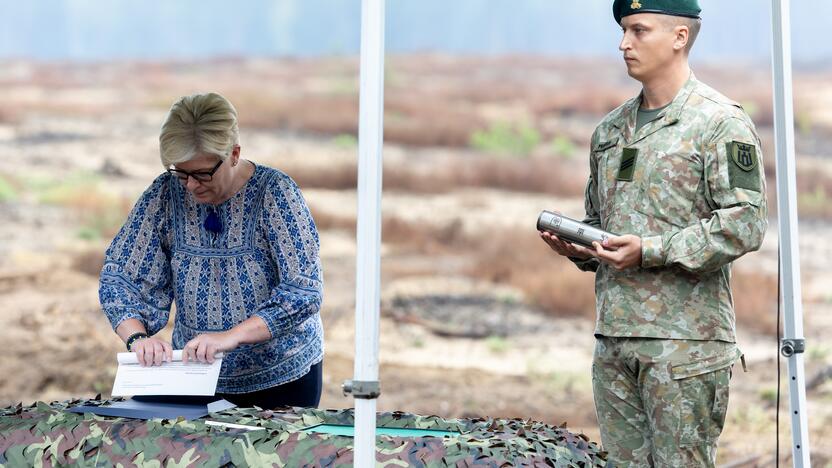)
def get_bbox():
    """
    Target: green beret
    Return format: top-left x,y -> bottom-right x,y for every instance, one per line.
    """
613,0 -> 701,25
